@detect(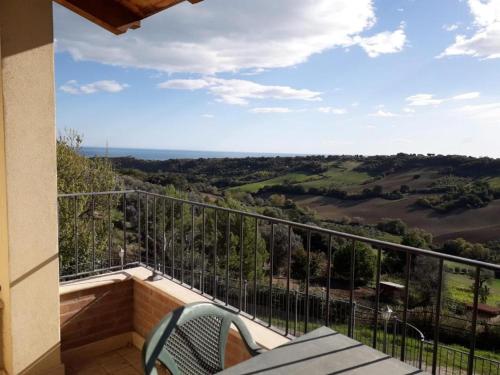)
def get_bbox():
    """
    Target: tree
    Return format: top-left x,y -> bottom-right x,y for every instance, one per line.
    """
400,184 -> 411,194
261,225 -> 303,275
291,248 -> 327,280
411,256 -> 449,307
270,194 -> 286,207
442,238 -> 491,261
376,218 -> 407,236
469,270 -> 494,304
402,228 -> 433,248
333,242 -> 375,286
57,131 -> 120,275
209,197 -> 269,282
382,228 -> 433,274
